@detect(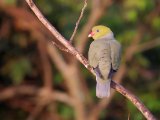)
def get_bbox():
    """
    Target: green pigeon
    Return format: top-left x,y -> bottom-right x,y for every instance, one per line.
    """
88,25 -> 121,98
